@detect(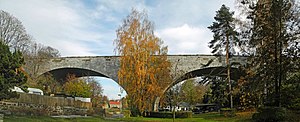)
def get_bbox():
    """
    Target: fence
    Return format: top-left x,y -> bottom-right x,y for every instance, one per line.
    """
0,93 -> 92,115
